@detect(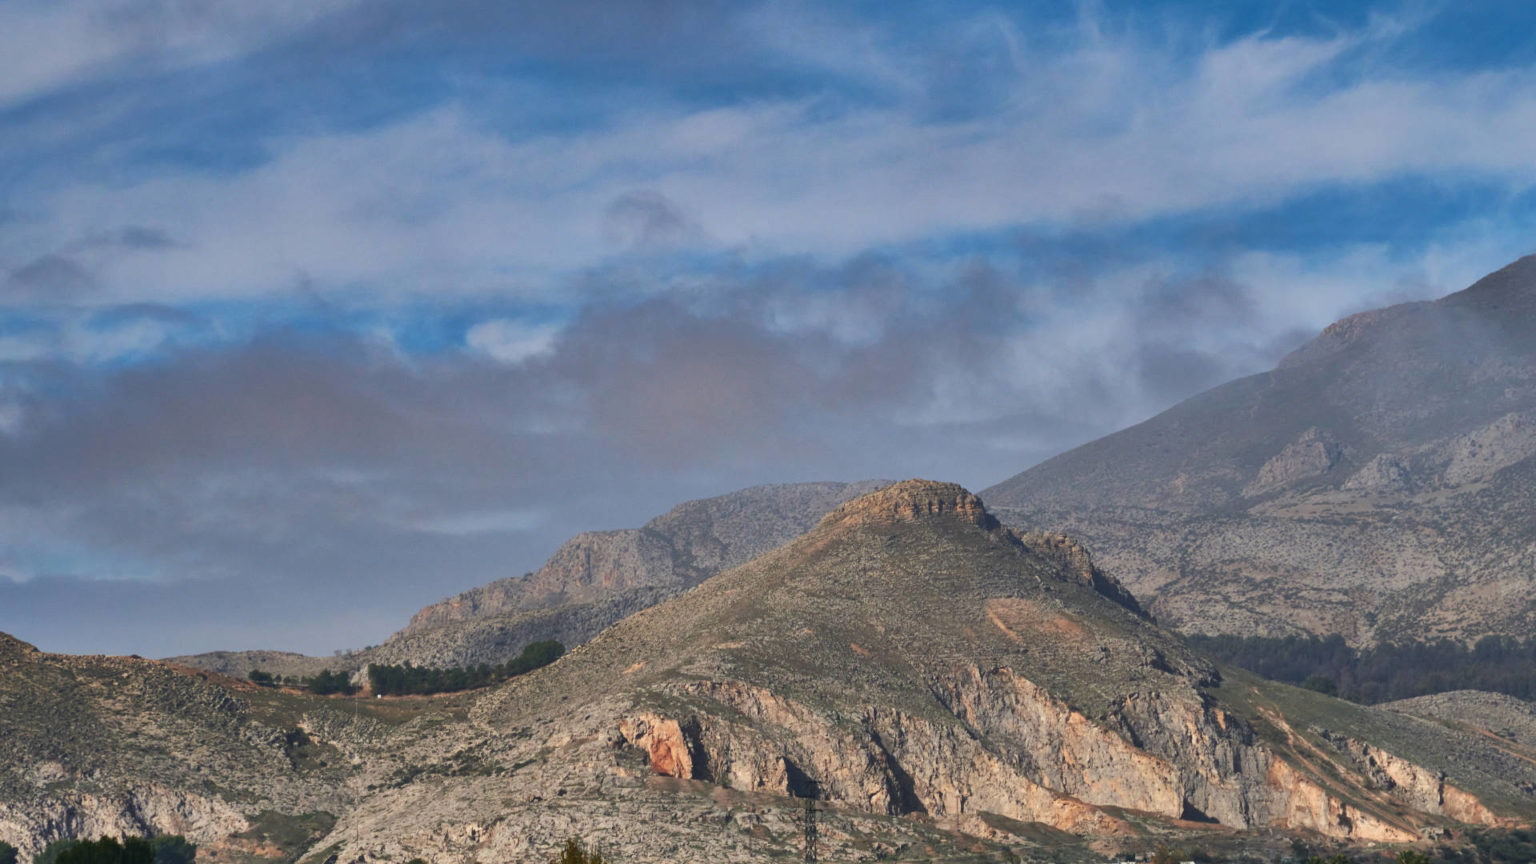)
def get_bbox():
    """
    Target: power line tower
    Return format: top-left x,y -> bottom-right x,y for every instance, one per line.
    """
801,797 -> 819,863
